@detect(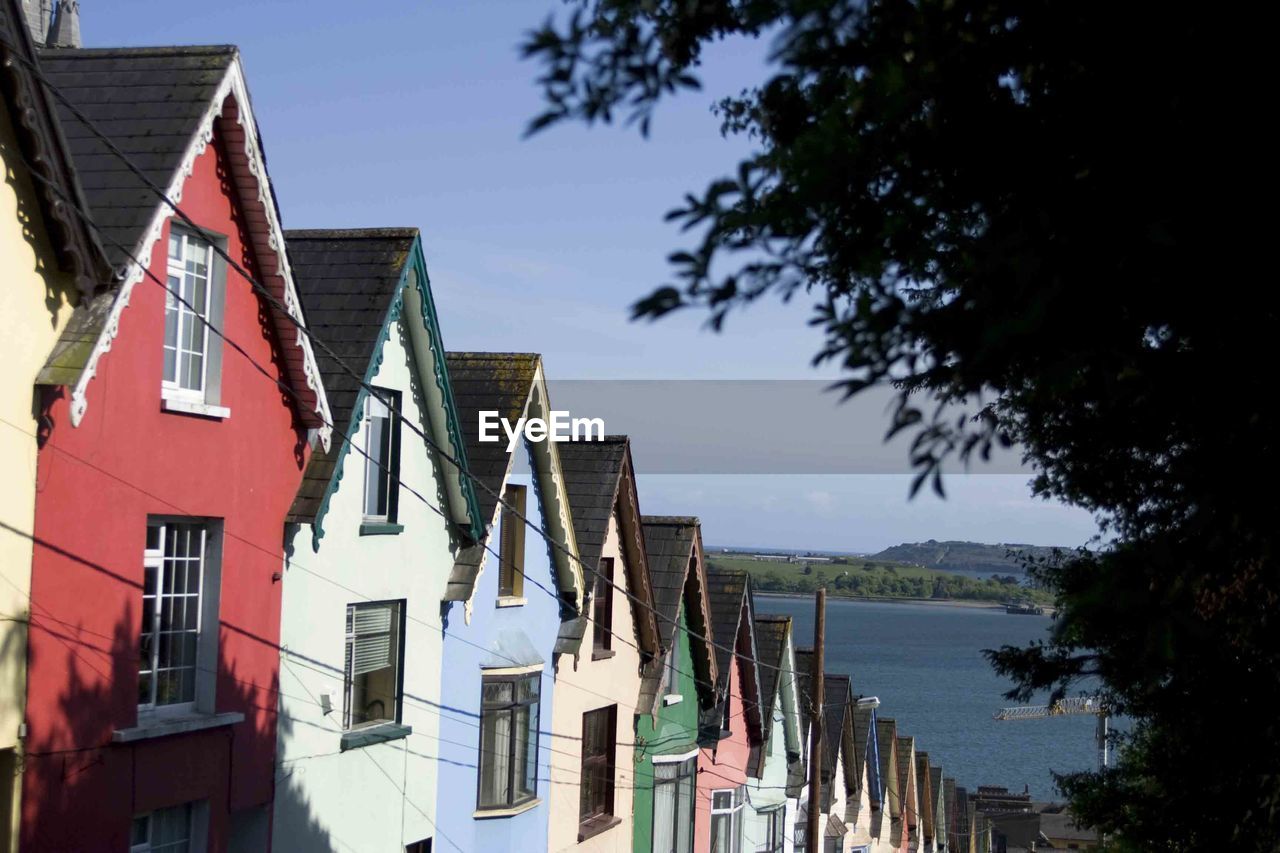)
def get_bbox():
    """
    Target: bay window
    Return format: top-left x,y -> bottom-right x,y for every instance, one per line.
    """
652,756 -> 696,853
711,786 -> 746,853
477,670 -> 540,810
757,805 -> 786,853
